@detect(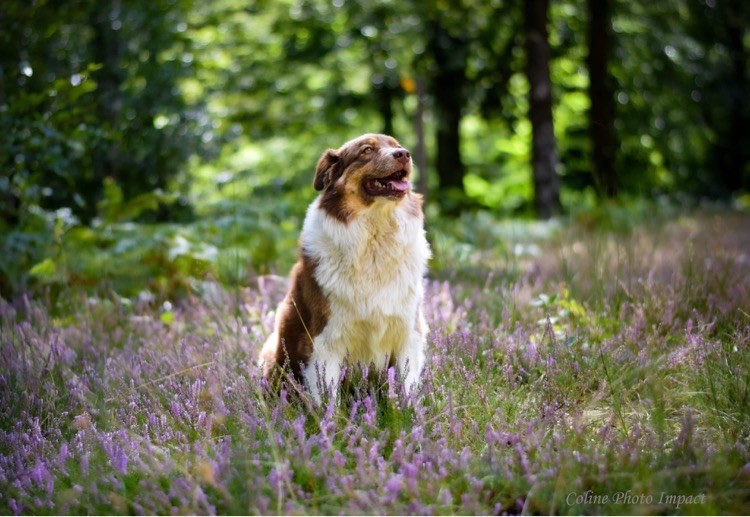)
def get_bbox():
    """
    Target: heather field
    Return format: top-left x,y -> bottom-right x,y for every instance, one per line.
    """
2,210 -> 750,515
